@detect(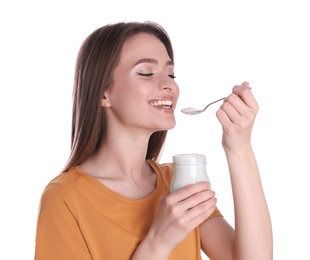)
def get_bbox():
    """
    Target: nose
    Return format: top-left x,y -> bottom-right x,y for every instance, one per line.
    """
158,74 -> 178,92
158,75 -> 179,104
